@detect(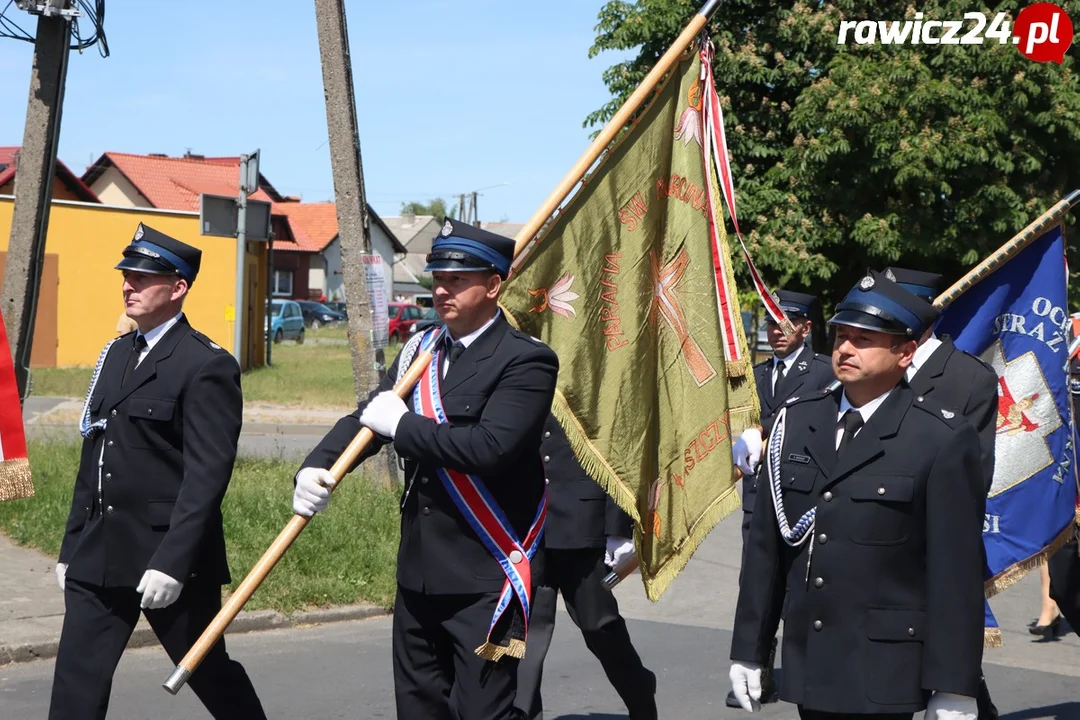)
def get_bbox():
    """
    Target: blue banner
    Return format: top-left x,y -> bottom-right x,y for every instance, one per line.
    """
936,226 -> 1078,606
